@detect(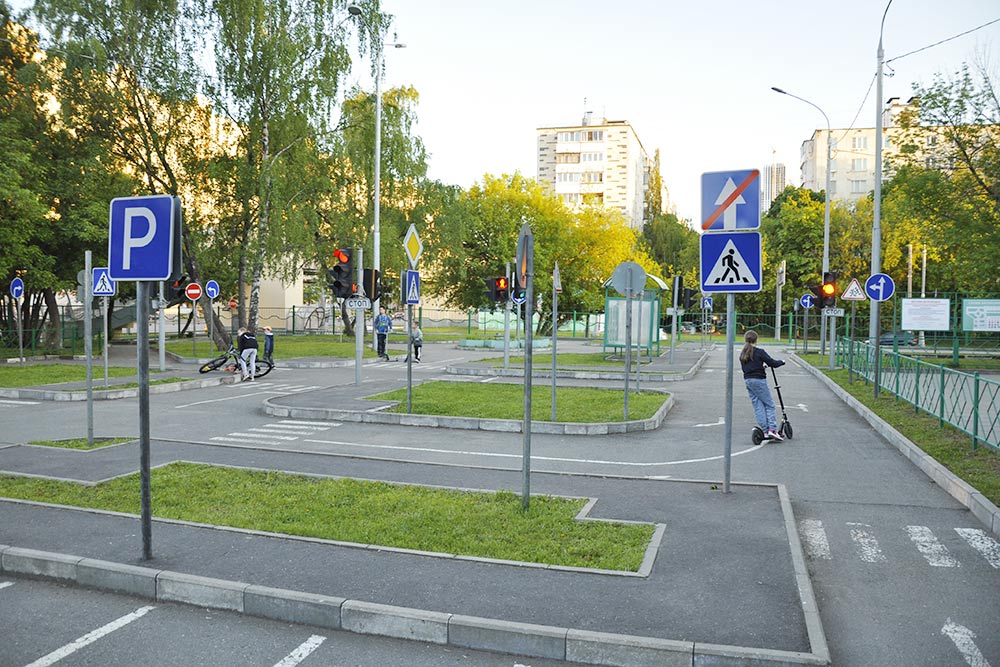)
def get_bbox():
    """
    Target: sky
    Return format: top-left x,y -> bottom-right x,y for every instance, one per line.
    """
371,0 -> 999,223
10,0 -> 999,224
